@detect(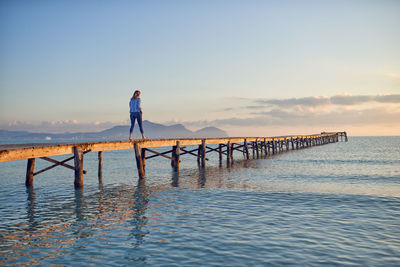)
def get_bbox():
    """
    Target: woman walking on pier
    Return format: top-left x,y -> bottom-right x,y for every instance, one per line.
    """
129,90 -> 146,141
